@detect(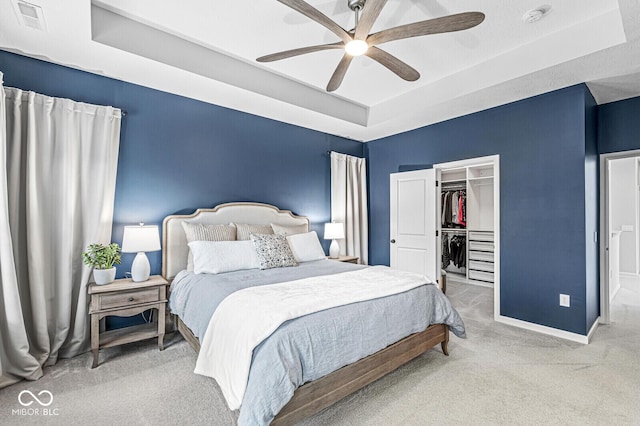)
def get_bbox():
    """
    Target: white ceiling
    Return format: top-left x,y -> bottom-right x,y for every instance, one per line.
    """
1,0 -> 640,141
